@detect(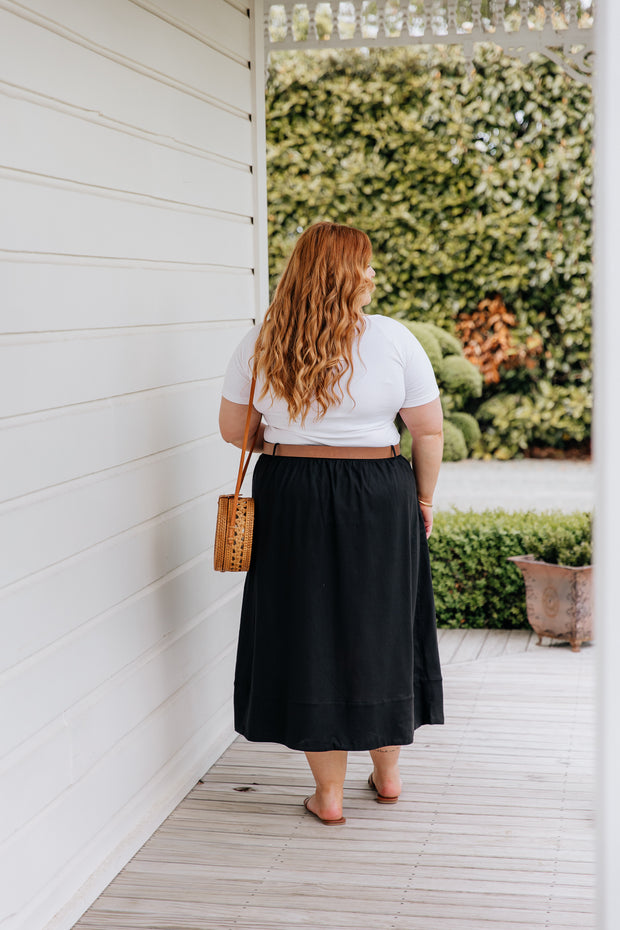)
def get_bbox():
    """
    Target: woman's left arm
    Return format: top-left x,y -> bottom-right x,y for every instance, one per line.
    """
399,397 -> 444,538
219,398 -> 265,452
